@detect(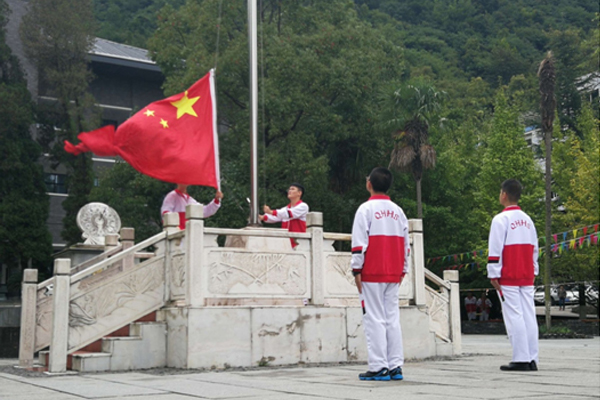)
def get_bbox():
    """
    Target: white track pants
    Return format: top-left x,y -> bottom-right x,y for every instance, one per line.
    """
500,285 -> 539,363
362,282 -> 404,372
